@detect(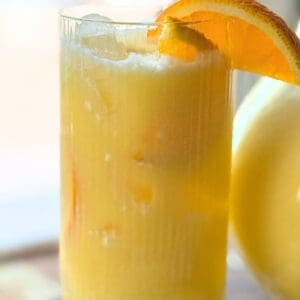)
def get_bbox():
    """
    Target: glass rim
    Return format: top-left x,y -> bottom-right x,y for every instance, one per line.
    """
59,4 -> 205,26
